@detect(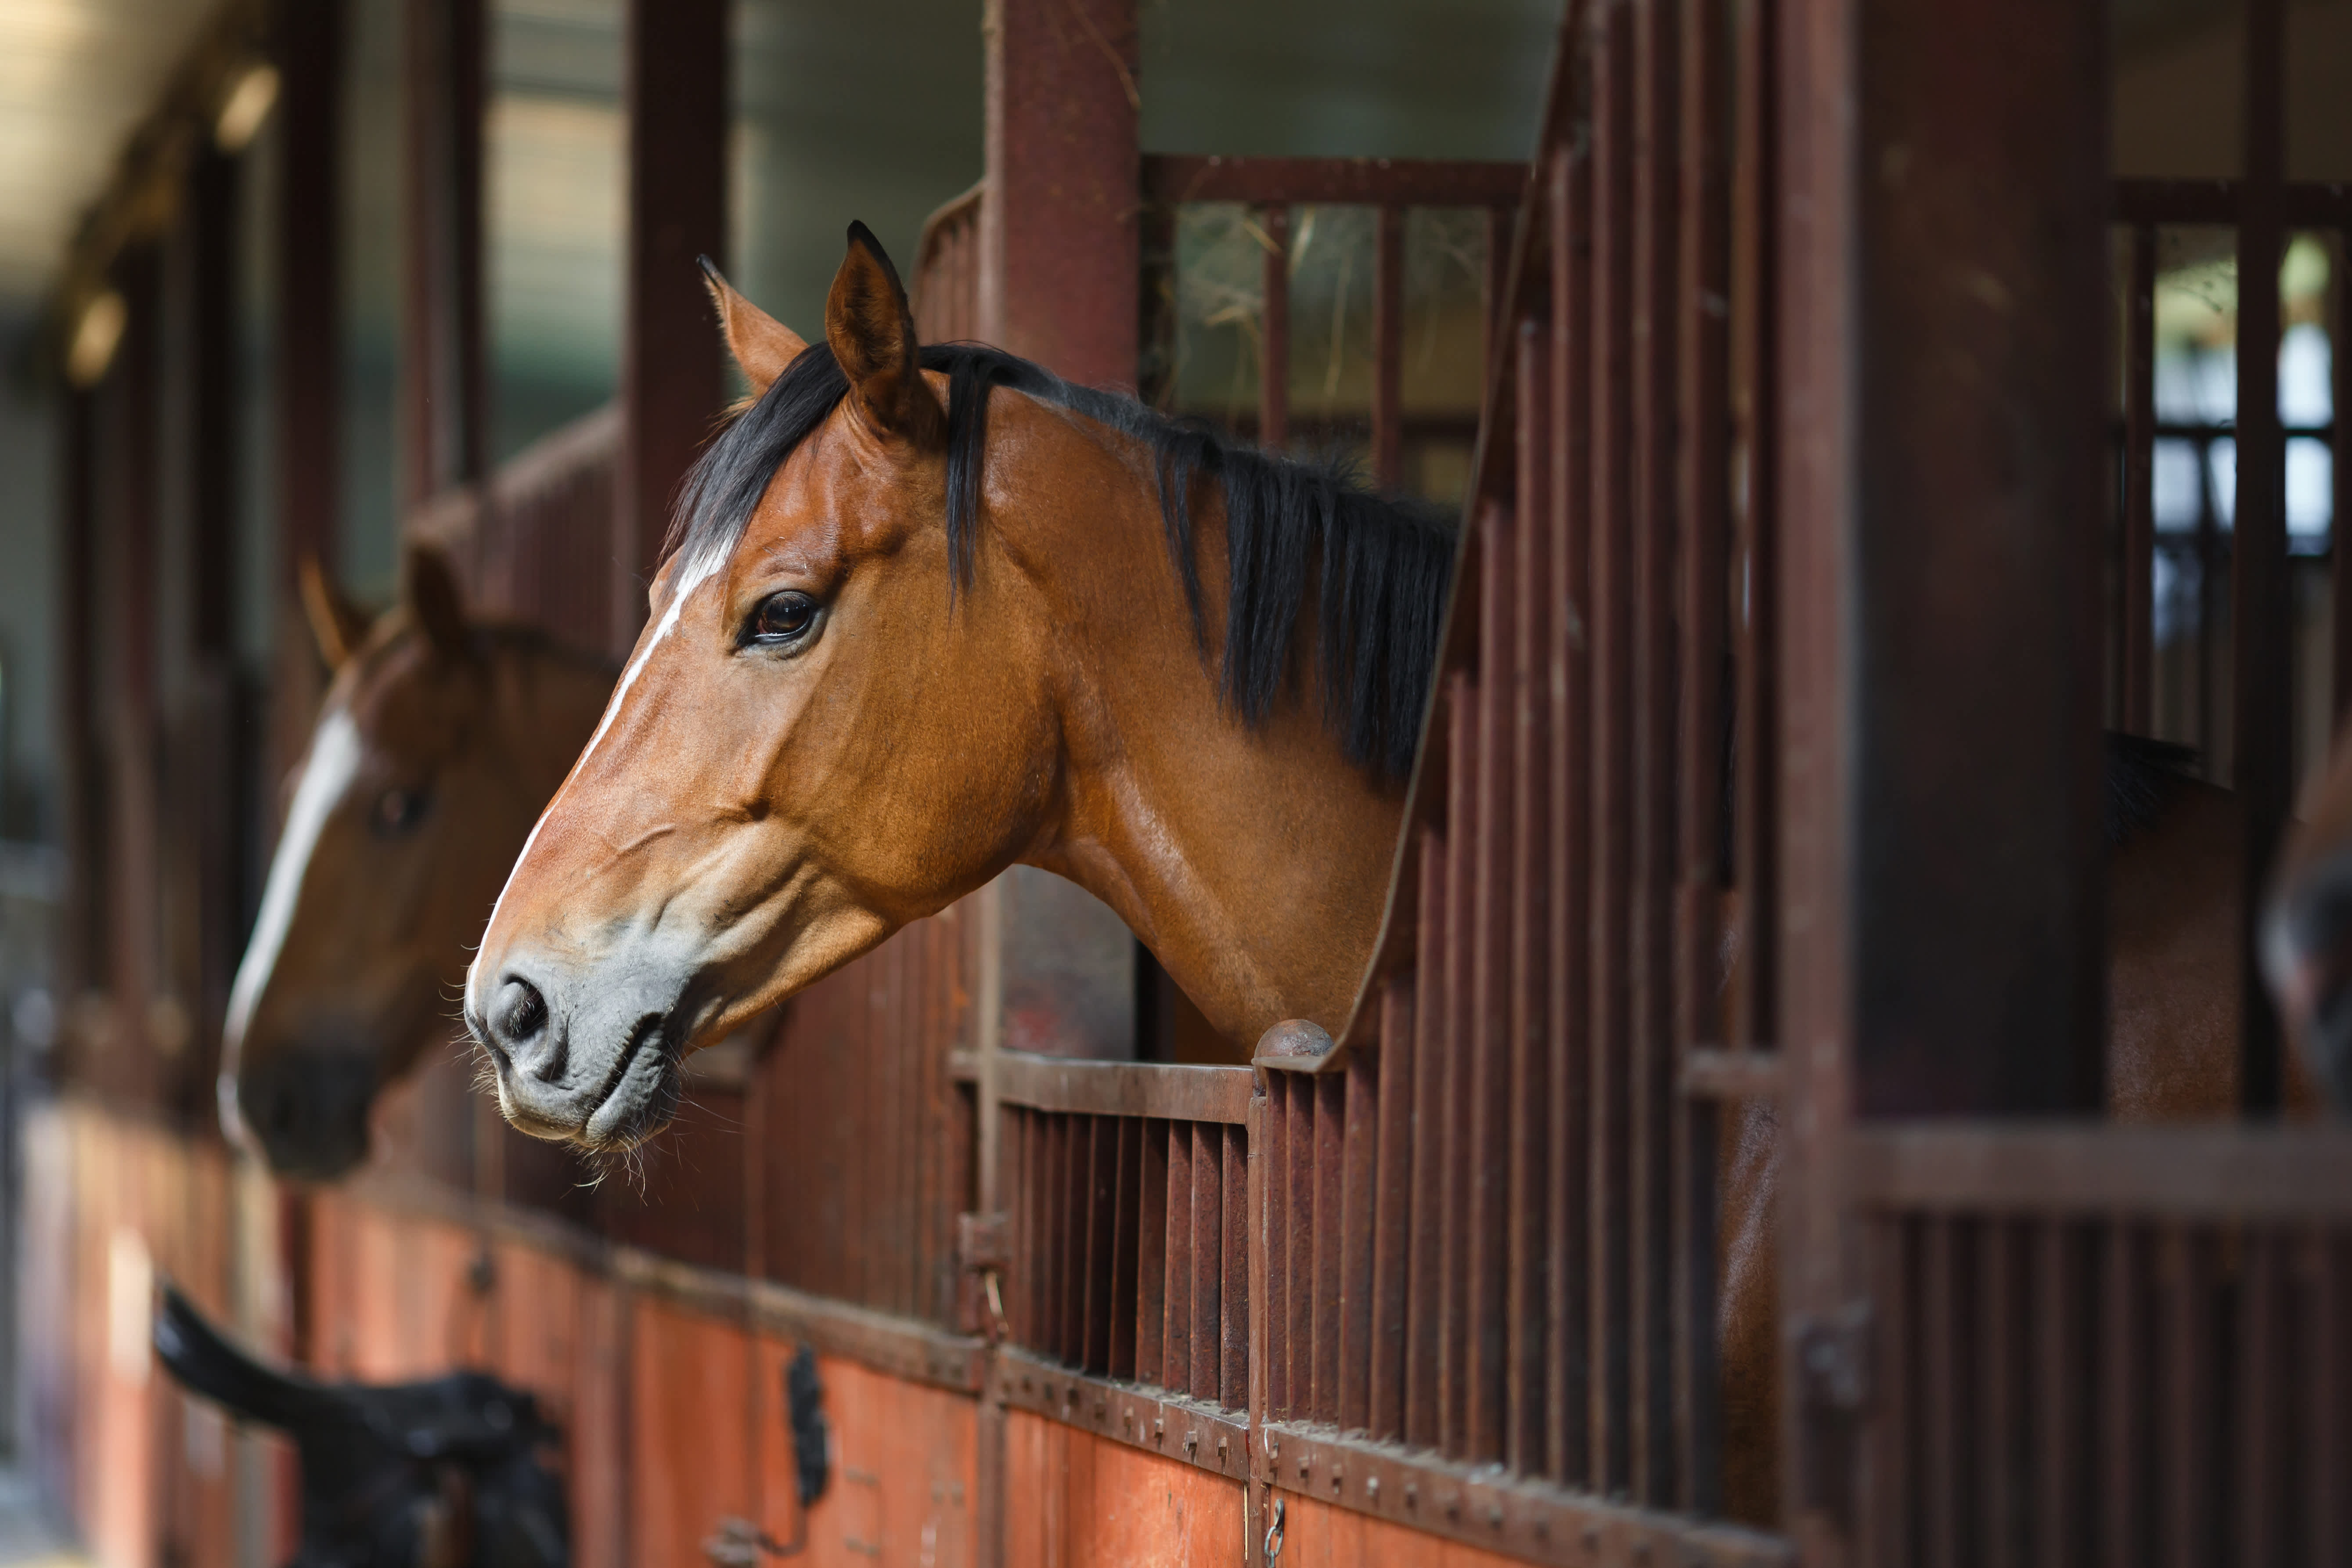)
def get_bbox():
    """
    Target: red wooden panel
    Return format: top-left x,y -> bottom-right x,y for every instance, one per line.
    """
1002,1412 -> 1243,1568
753,1345 -> 978,1567
1267,1491 -> 1536,1568
630,1298 -> 754,1568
